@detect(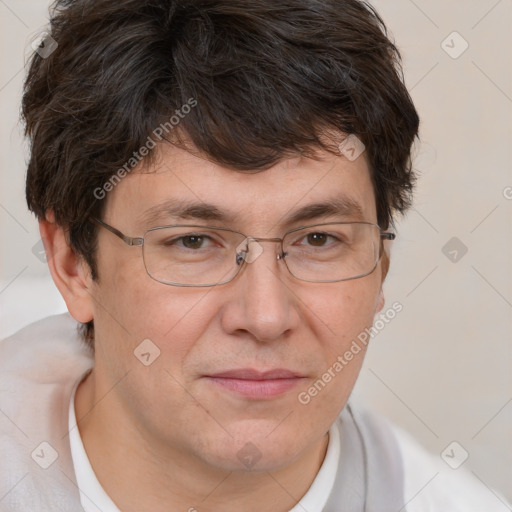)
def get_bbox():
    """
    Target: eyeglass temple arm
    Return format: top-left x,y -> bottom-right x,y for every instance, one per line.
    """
381,232 -> 396,241
91,218 -> 144,246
